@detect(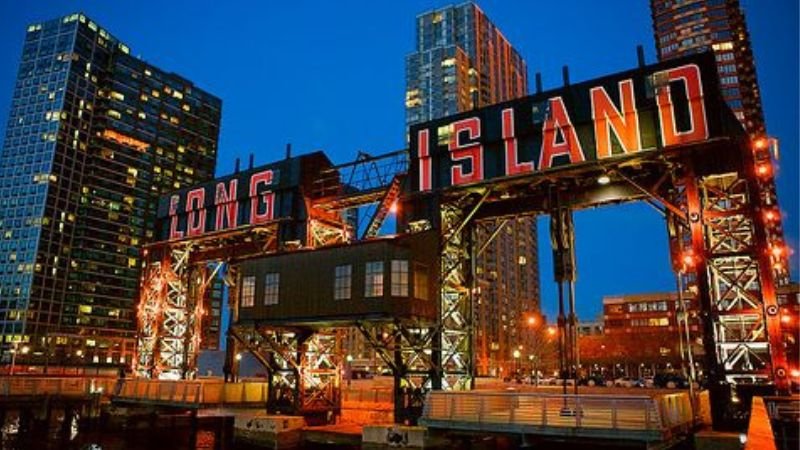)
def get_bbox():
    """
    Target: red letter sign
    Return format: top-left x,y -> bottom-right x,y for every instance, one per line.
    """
539,97 -> 585,170
655,64 -> 708,146
449,117 -> 483,185
169,195 -> 183,240
417,129 -> 432,191
215,179 -> 238,231
502,108 -> 533,176
249,170 -> 274,225
186,188 -> 206,237
591,79 -> 642,158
